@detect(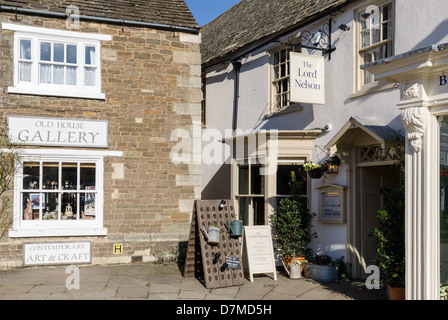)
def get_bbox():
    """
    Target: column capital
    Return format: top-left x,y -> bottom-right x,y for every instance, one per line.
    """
401,106 -> 430,153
